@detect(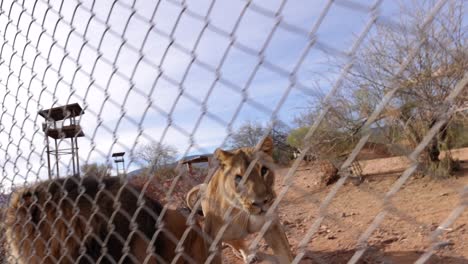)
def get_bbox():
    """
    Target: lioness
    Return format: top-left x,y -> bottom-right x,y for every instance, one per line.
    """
187,136 -> 293,263
4,176 -> 209,264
